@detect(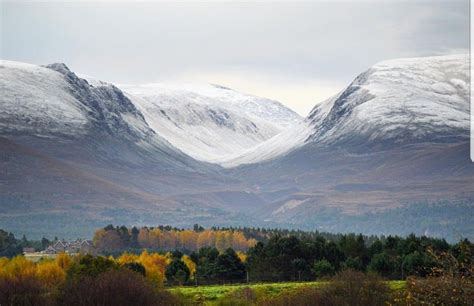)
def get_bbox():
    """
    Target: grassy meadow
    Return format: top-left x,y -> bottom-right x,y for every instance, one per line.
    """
169,280 -> 406,304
